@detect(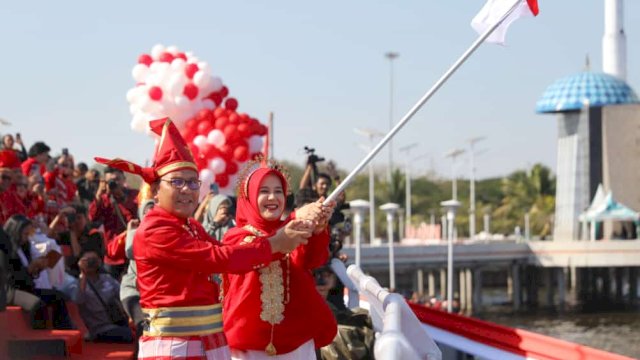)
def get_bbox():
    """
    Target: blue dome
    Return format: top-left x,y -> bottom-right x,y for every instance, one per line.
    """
535,72 -> 639,113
